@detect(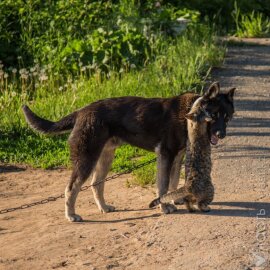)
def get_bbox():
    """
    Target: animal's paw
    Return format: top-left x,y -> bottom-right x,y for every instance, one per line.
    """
198,204 -> 211,212
66,214 -> 83,222
100,204 -> 115,213
187,205 -> 197,213
160,203 -> 177,214
184,201 -> 197,212
173,198 -> 184,205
